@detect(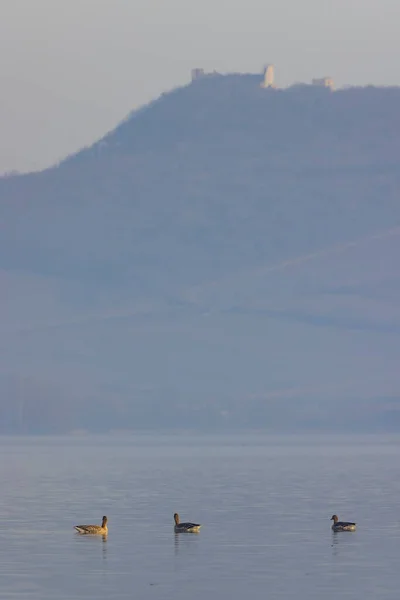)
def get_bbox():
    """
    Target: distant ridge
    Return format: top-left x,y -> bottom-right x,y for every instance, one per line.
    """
1,74 -> 400,433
